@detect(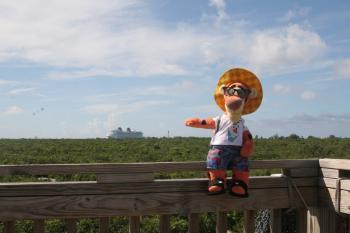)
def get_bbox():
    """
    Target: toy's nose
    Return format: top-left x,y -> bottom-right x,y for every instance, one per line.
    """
226,98 -> 243,110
